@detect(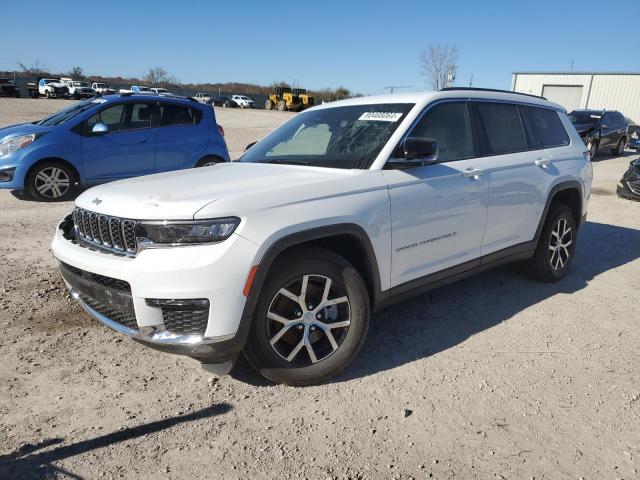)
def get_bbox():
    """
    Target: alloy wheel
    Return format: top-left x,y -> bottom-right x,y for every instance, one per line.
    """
548,217 -> 572,270
617,139 -> 625,155
34,166 -> 71,199
266,274 -> 351,365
